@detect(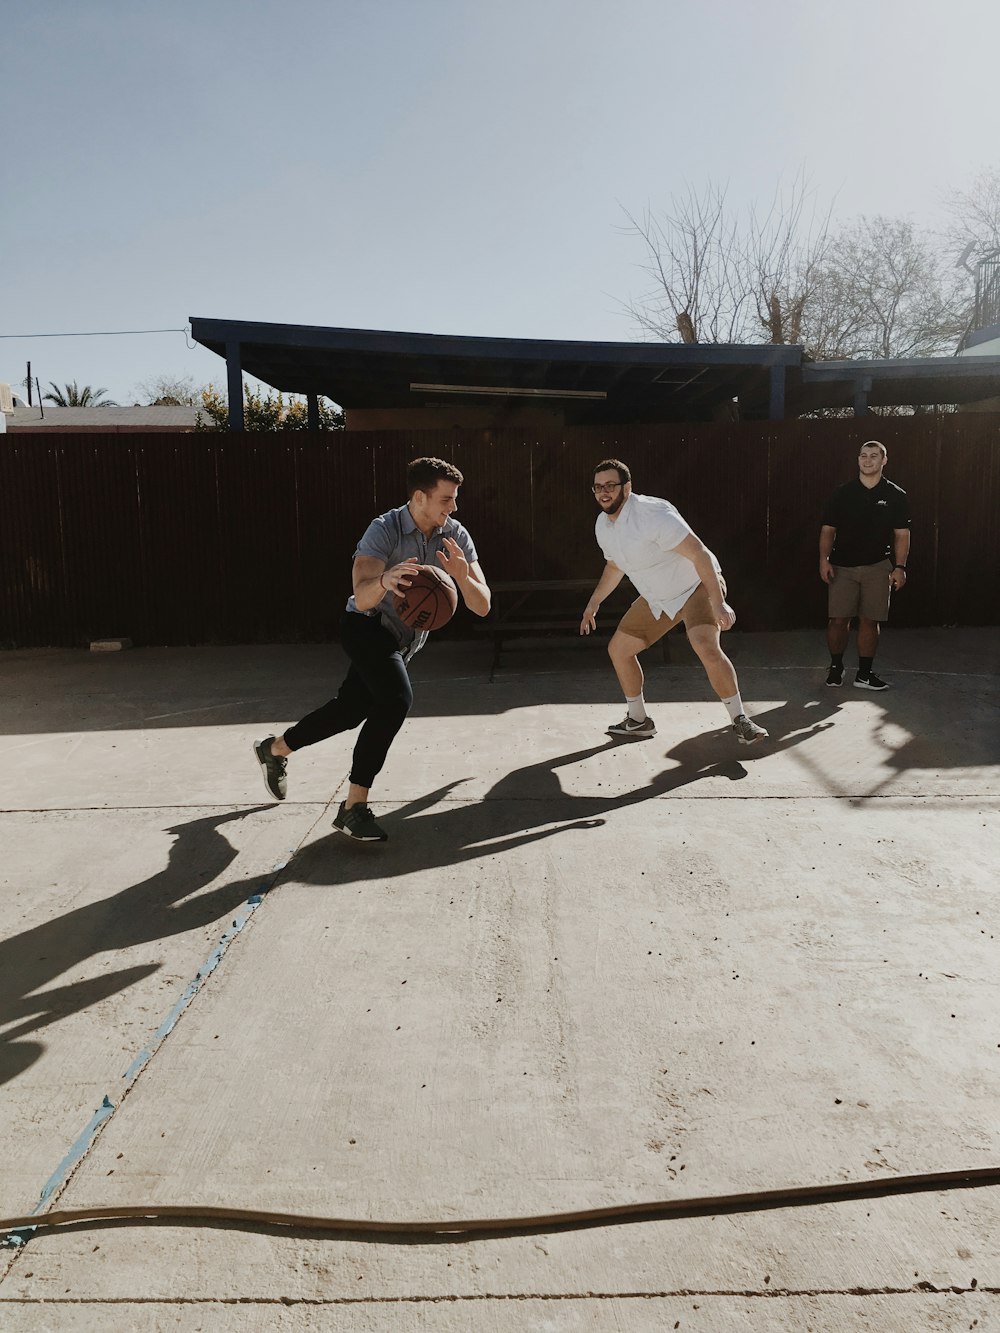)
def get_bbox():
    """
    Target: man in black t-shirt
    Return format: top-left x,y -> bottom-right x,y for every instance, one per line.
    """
819,440 -> 910,690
